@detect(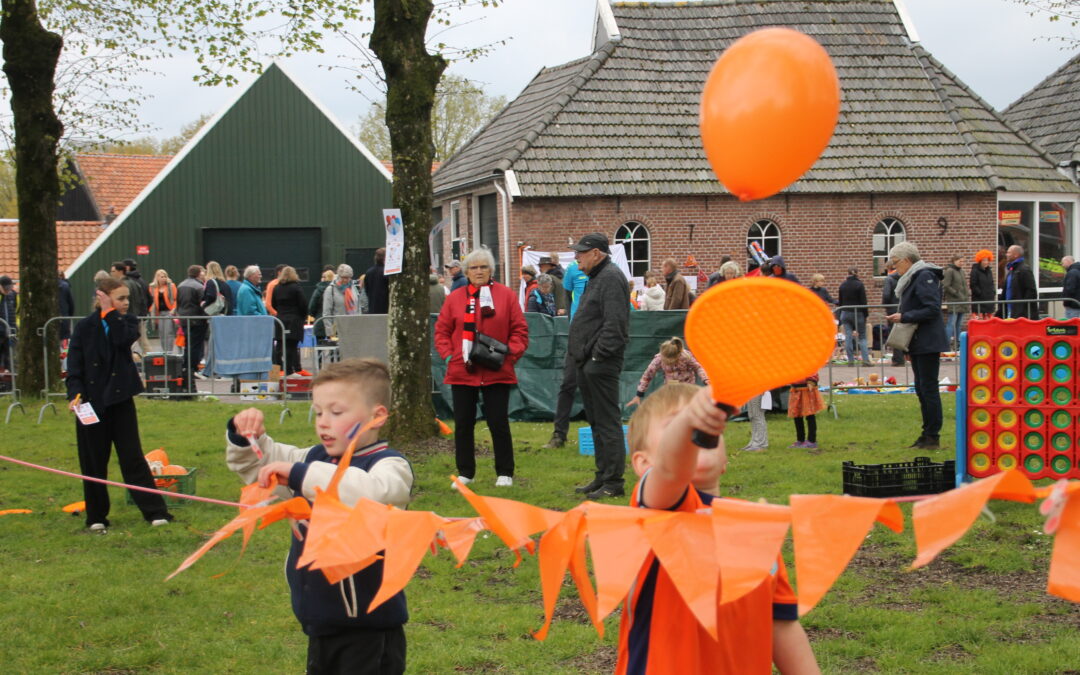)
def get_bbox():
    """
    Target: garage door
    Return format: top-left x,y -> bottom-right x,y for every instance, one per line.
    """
203,228 -> 322,297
